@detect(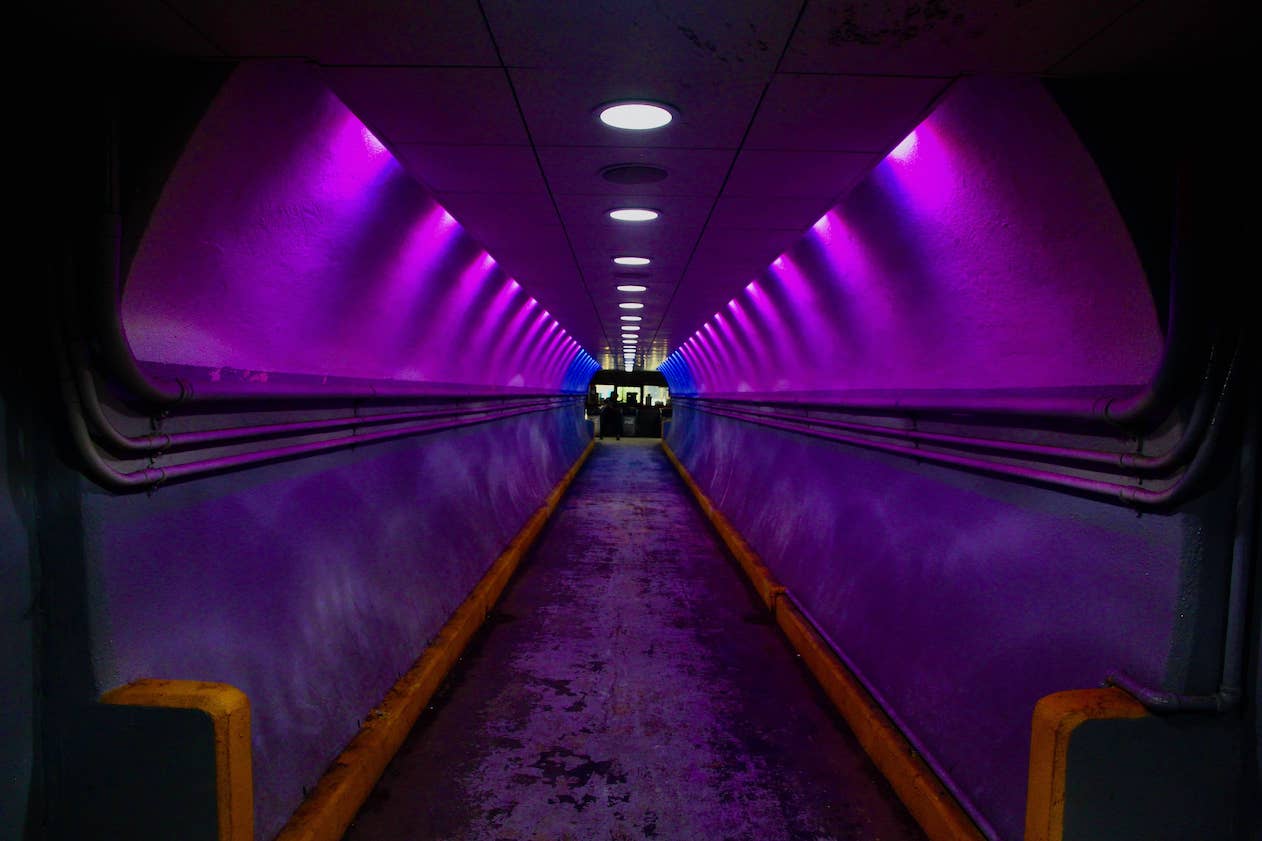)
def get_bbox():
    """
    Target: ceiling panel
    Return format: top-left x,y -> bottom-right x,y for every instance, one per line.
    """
724,149 -> 874,198
692,227 -> 803,267
171,0 -> 498,64
510,70 -> 766,149
746,75 -> 948,151
482,0 -> 800,81
537,146 -> 736,197
710,195 -> 835,230
323,68 -> 527,146
432,192 -> 562,235
779,0 -> 1134,76
395,145 -> 545,194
